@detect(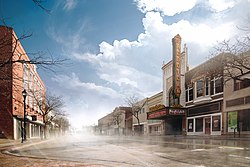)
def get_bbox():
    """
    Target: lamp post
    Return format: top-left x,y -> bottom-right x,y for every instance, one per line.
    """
22,89 -> 27,143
